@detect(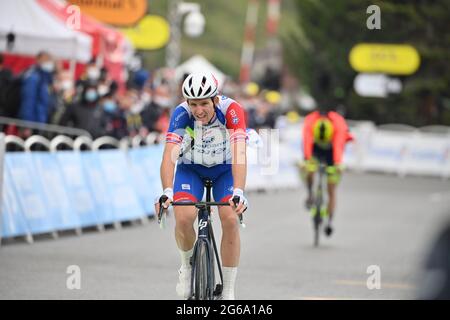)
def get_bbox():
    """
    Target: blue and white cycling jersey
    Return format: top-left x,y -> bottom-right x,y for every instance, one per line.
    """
166,96 -> 247,168
165,96 -> 248,202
